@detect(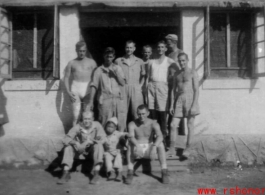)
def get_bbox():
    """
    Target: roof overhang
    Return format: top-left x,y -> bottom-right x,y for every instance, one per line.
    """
0,0 -> 264,8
